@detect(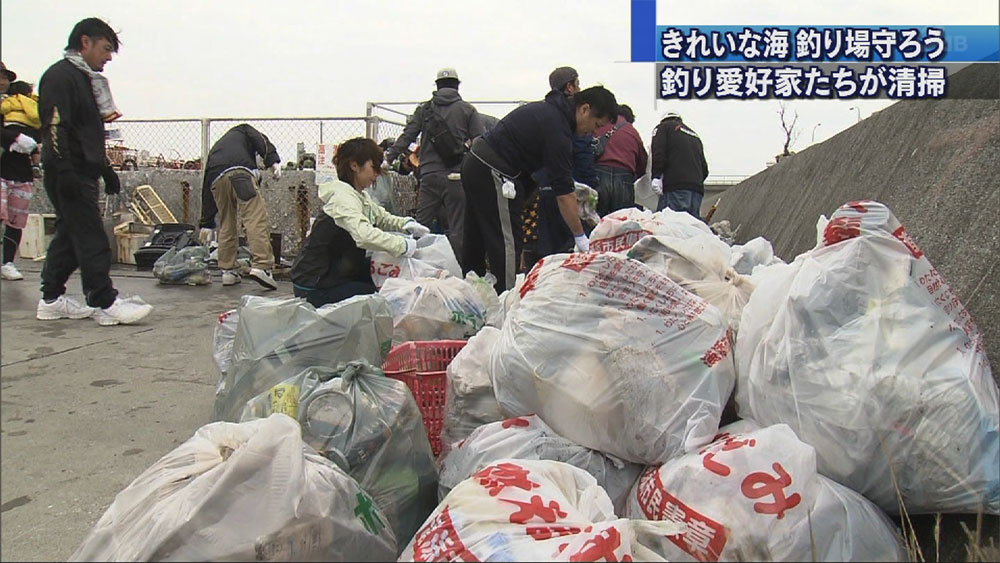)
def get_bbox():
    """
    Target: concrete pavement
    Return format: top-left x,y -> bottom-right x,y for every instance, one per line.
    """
0,260 -> 289,561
